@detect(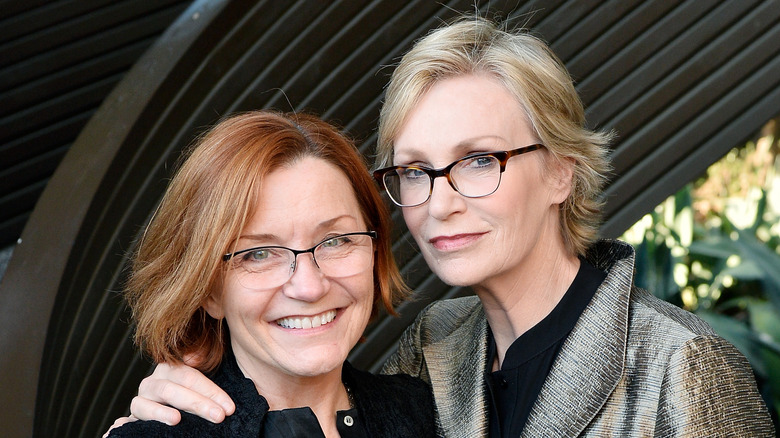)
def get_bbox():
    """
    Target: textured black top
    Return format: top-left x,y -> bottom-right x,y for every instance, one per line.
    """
109,348 -> 436,437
